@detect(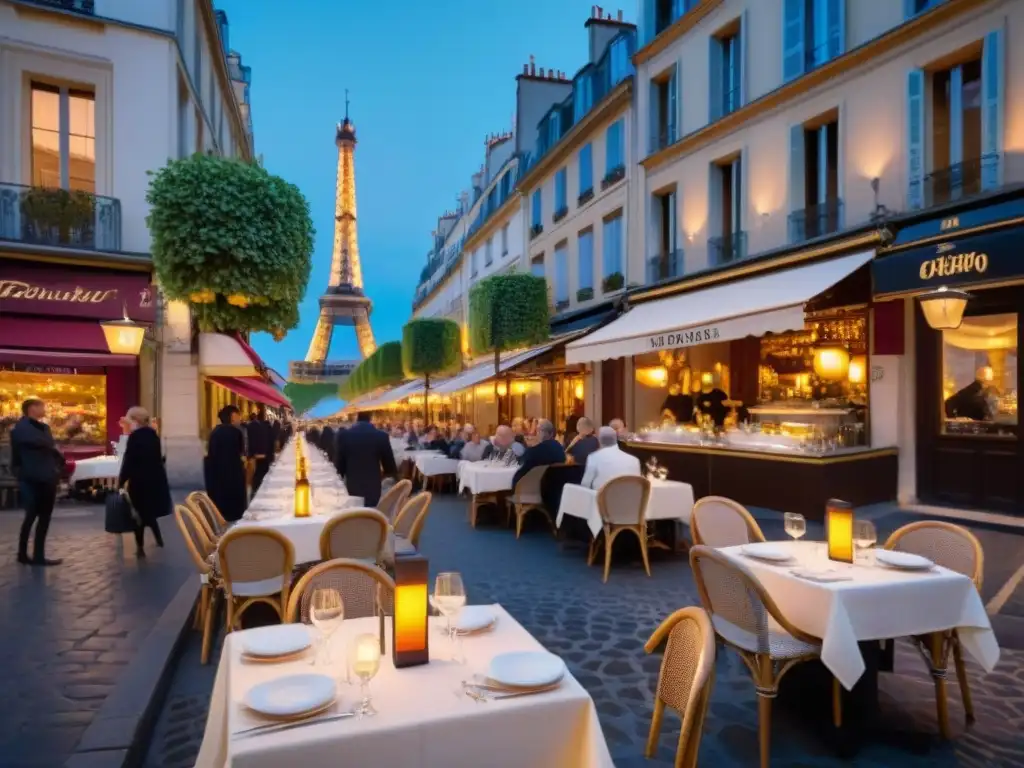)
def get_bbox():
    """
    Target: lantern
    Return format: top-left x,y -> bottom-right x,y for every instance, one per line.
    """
919,286 -> 971,330
847,356 -> 867,385
496,382 -> 508,397
826,498 -> 854,563
101,308 -> 146,356
635,366 -> 669,388
574,381 -> 584,400
392,554 -> 429,668
294,476 -> 311,518
813,347 -> 850,381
